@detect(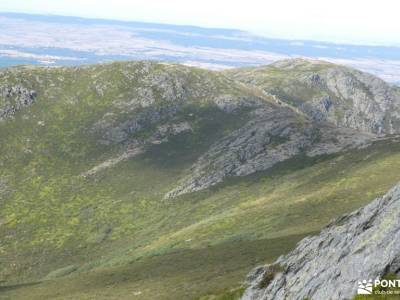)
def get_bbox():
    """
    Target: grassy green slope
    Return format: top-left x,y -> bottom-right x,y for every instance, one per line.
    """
1,62 -> 400,300
0,61 -> 264,283
2,135 -> 400,300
